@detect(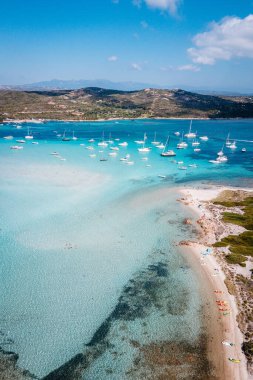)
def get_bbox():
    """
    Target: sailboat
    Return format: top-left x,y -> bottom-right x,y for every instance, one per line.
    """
151,132 -> 160,145
98,131 -> 108,147
184,120 -> 196,138
62,130 -> 70,141
226,133 -> 231,146
107,132 -> 114,144
138,133 -> 150,152
25,127 -> 33,140
160,136 -> 176,157
177,132 -> 188,149
72,131 -> 78,140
